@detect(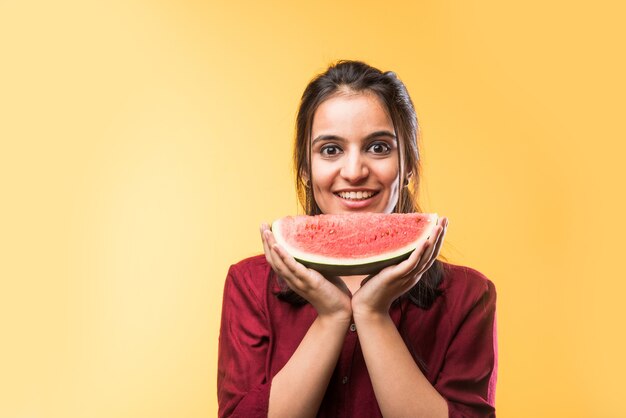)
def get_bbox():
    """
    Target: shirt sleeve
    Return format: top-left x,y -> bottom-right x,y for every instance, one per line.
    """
218,263 -> 272,418
435,278 -> 498,418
